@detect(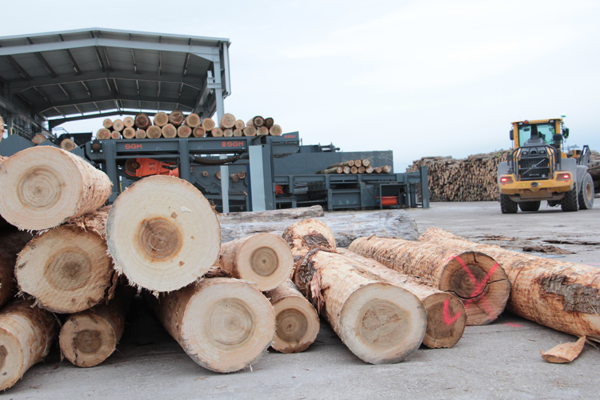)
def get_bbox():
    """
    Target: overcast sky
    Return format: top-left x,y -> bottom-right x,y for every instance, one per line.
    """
2,0 -> 598,172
